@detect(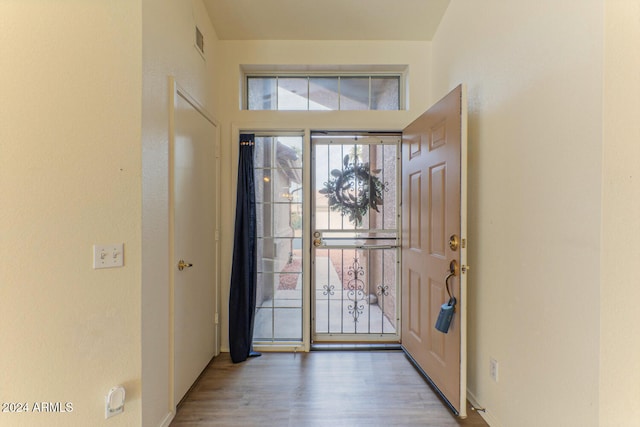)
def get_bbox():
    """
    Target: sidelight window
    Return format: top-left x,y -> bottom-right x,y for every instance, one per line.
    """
253,133 -> 305,343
